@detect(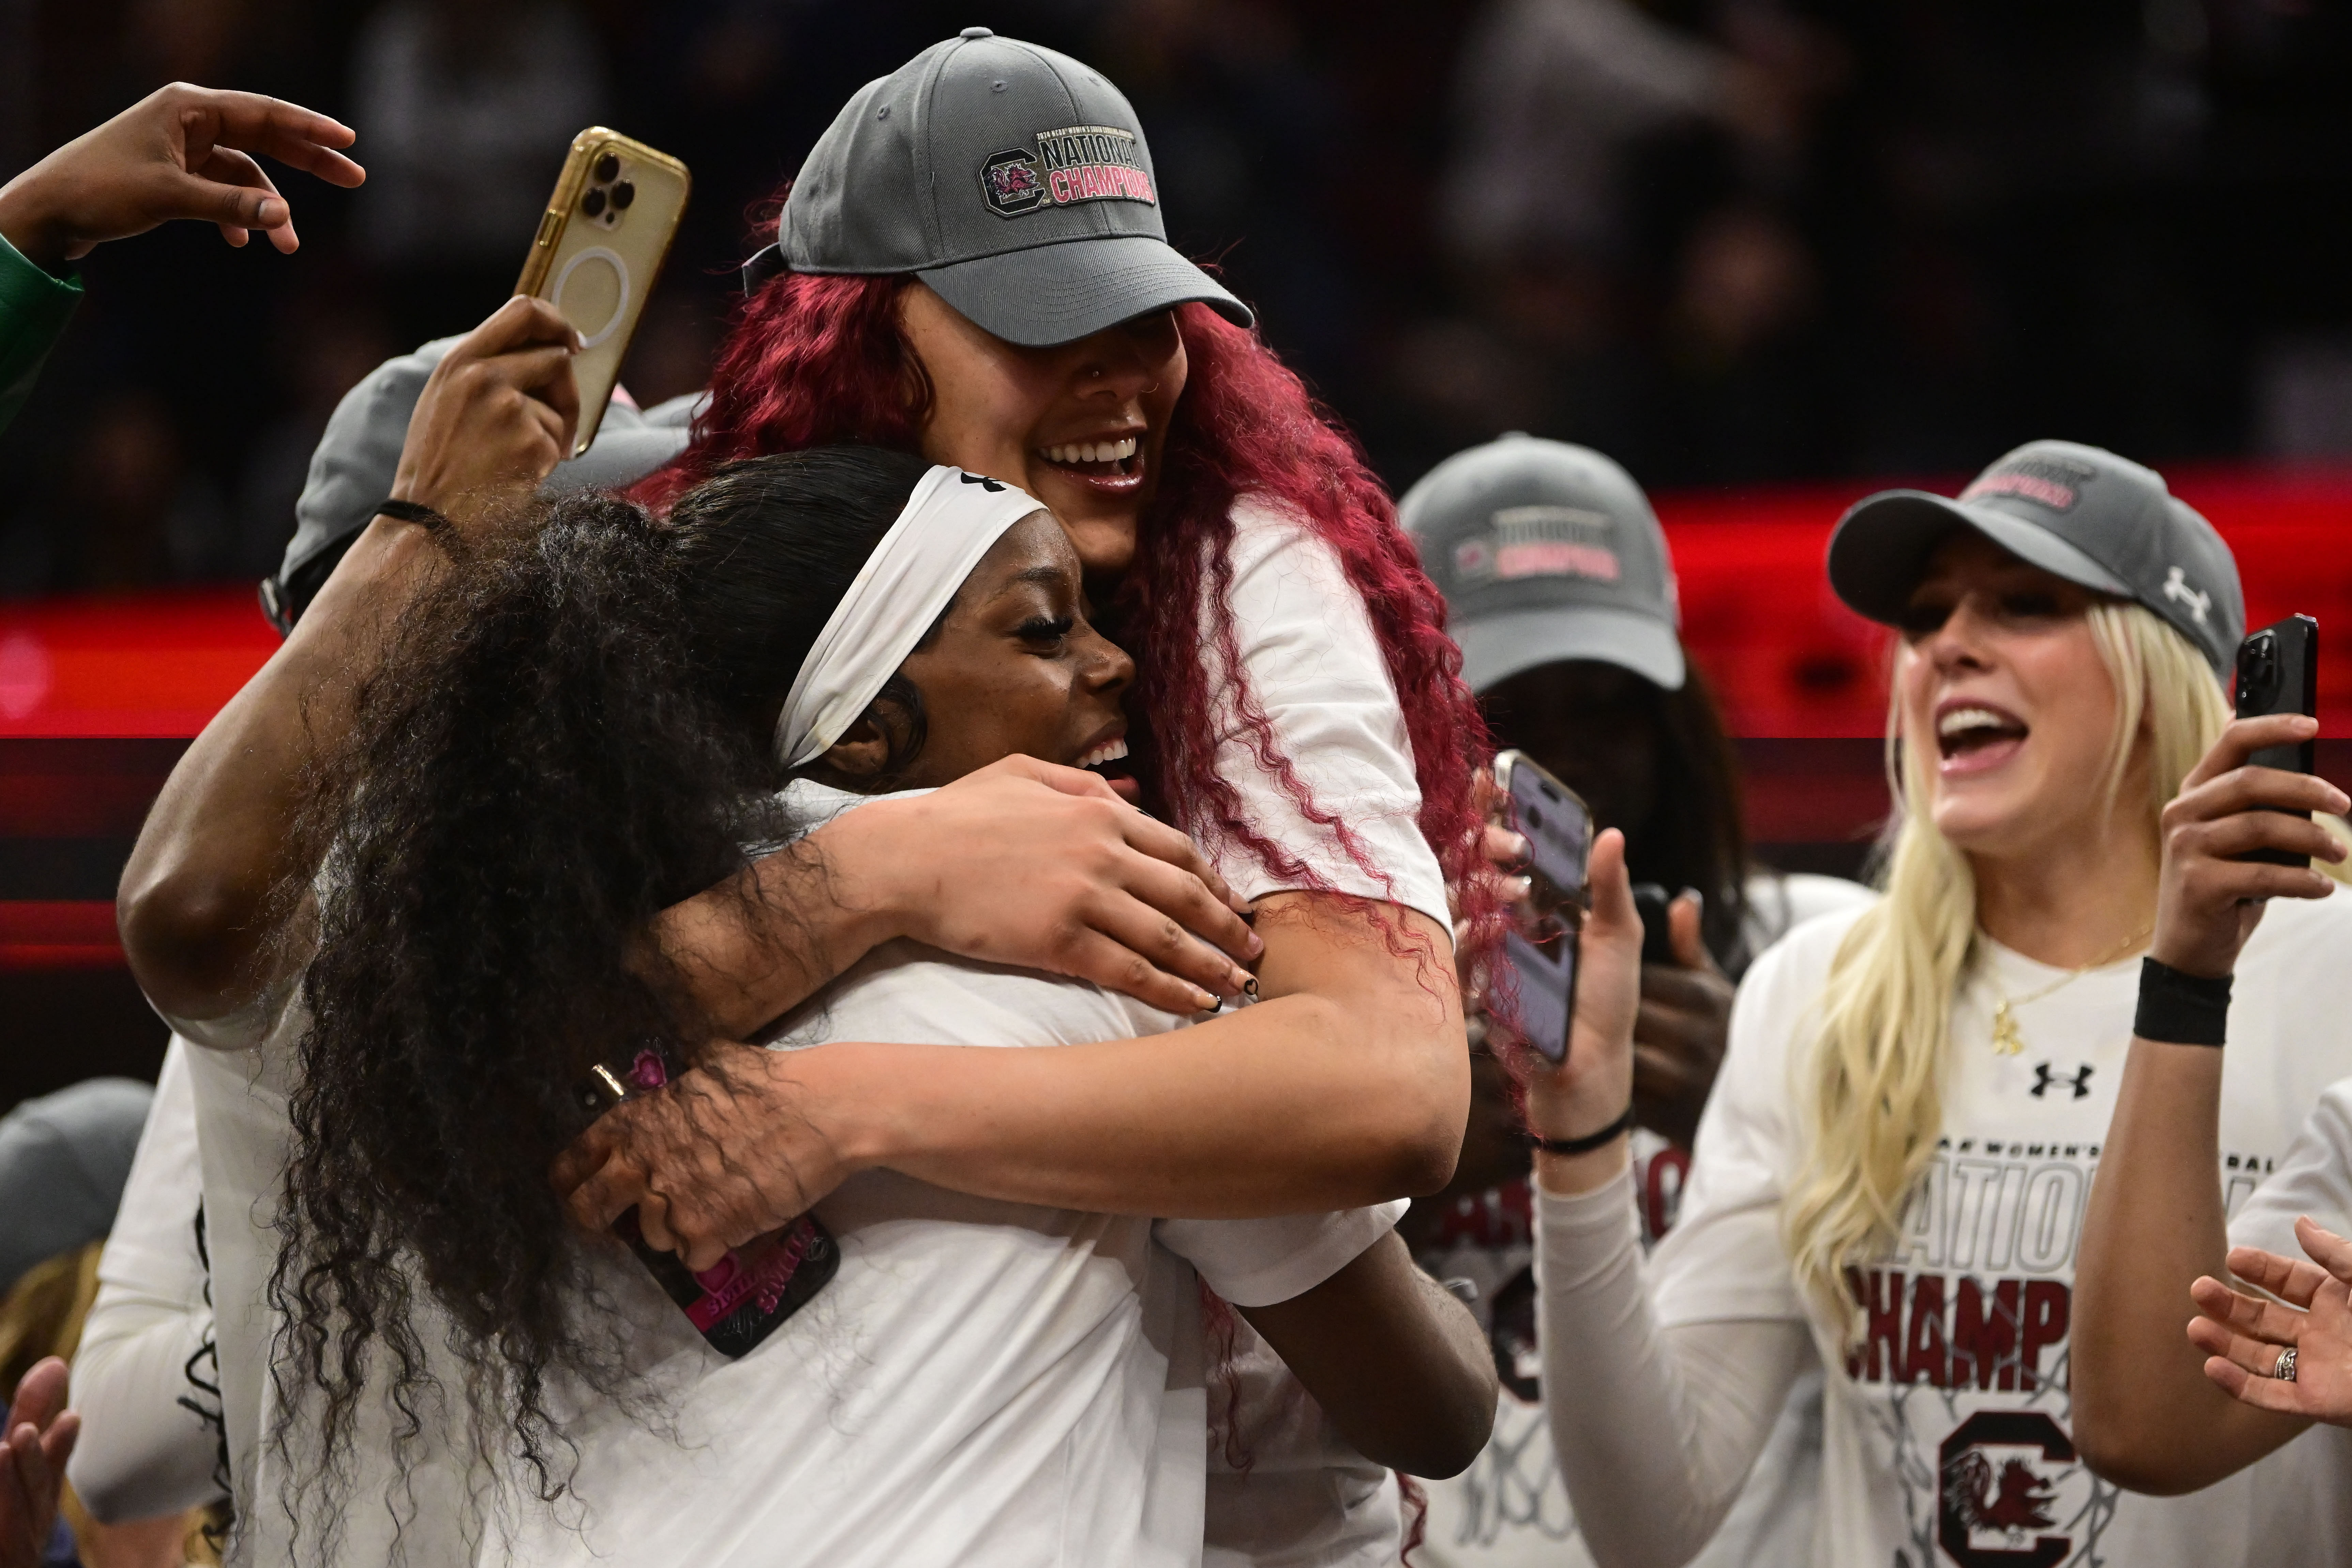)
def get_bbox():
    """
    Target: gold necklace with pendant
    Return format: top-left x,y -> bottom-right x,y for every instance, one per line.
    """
1987,925 -> 2154,1056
